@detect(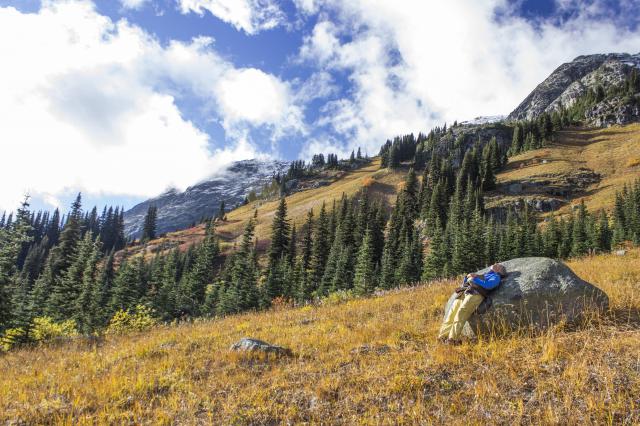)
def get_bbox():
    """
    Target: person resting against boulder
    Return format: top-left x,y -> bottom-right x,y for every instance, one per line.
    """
438,263 -> 507,345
